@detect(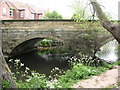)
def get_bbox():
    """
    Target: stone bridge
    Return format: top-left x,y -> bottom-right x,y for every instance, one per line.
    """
1,19 -> 114,58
